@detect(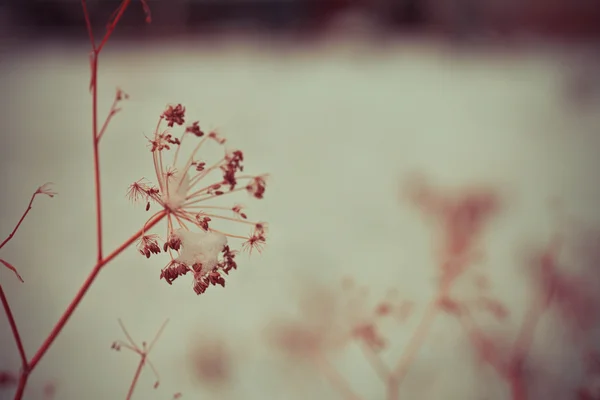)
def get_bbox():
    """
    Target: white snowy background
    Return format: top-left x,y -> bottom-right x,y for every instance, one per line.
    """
1,33 -> 600,400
